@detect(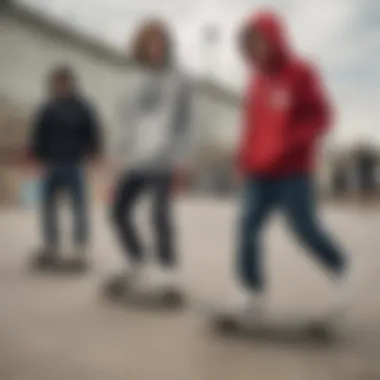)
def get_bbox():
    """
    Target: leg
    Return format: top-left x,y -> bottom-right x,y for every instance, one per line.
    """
66,167 -> 89,248
279,176 -> 347,276
111,172 -> 147,264
279,176 -> 351,318
40,168 -> 60,251
212,178 -> 275,319
237,178 -> 276,292
151,173 -> 175,267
